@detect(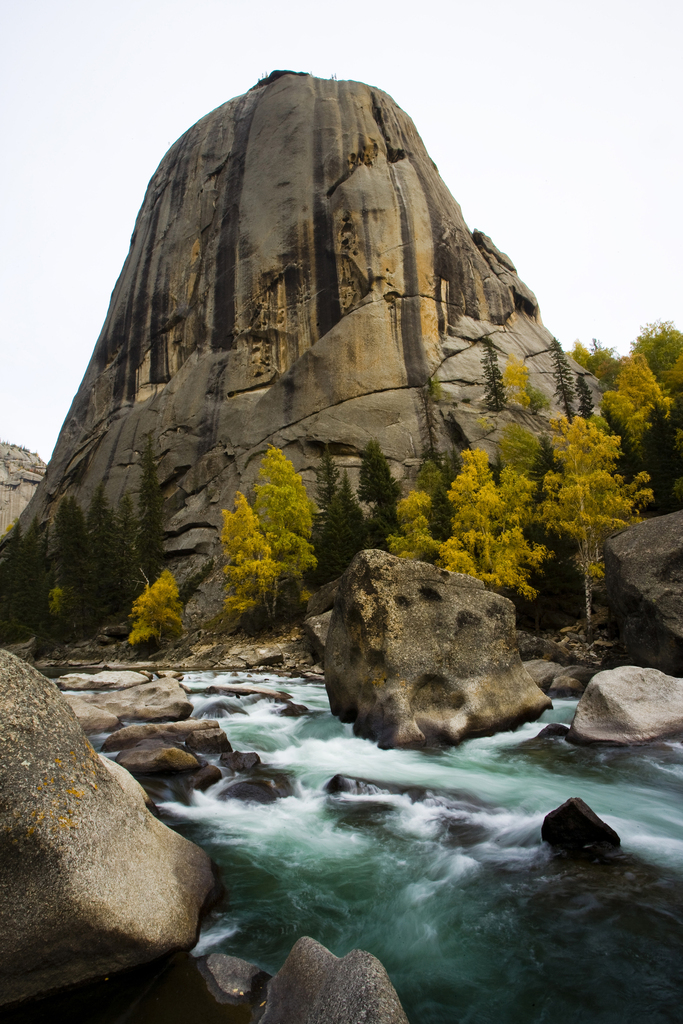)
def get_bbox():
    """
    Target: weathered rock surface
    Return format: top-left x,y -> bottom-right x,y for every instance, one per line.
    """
516,631 -> 575,666
0,442 -> 45,534
0,650 -> 218,1007
567,666 -> 683,745
325,550 -> 551,748
18,72 -> 598,620
523,659 -> 563,691
64,693 -> 120,733
260,935 -> 409,1024
101,718 -> 229,752
604,510 -> 683,675
221,750 -> 261,771
196,952 -> 270,1006
541,797 -> 620,849
57,669 -> 151,690
306,579 -> 341,618
115,743 -> 201,774
304,611 -> 332,663
75,679 -> 193,722
190,764 -> 223,790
